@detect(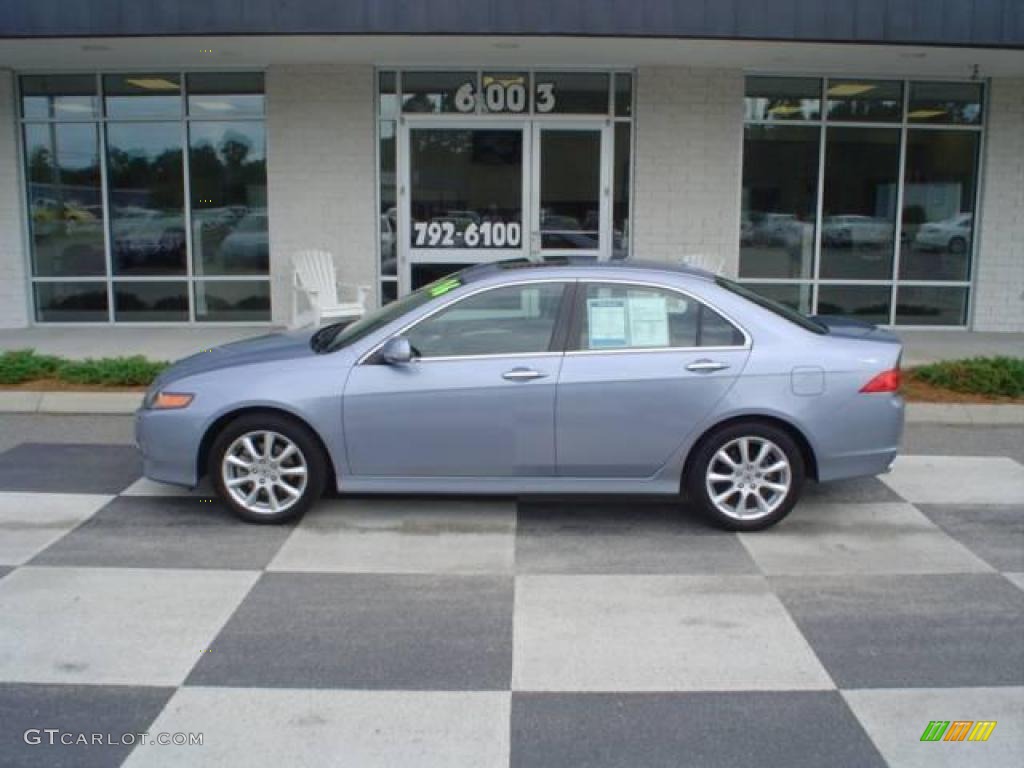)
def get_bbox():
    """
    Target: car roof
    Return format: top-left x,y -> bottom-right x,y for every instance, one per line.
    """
459,257 -> 716,284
